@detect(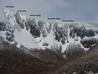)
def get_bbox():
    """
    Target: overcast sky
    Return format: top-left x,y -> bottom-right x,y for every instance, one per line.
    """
0,0 -> 98,22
